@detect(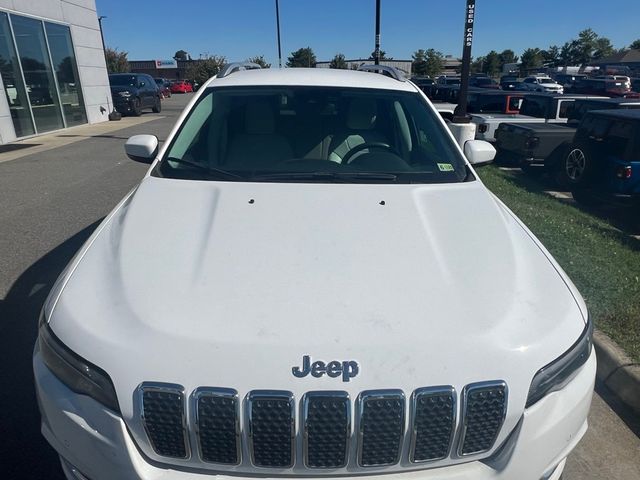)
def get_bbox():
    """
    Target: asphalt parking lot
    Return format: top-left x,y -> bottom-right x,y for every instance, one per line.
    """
0,93 -> 638,479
